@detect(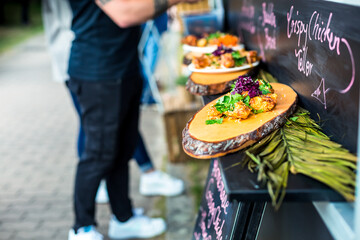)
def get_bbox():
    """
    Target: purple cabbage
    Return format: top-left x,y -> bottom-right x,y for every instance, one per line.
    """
212,45 -> 234,56
231,76 -> 262,98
